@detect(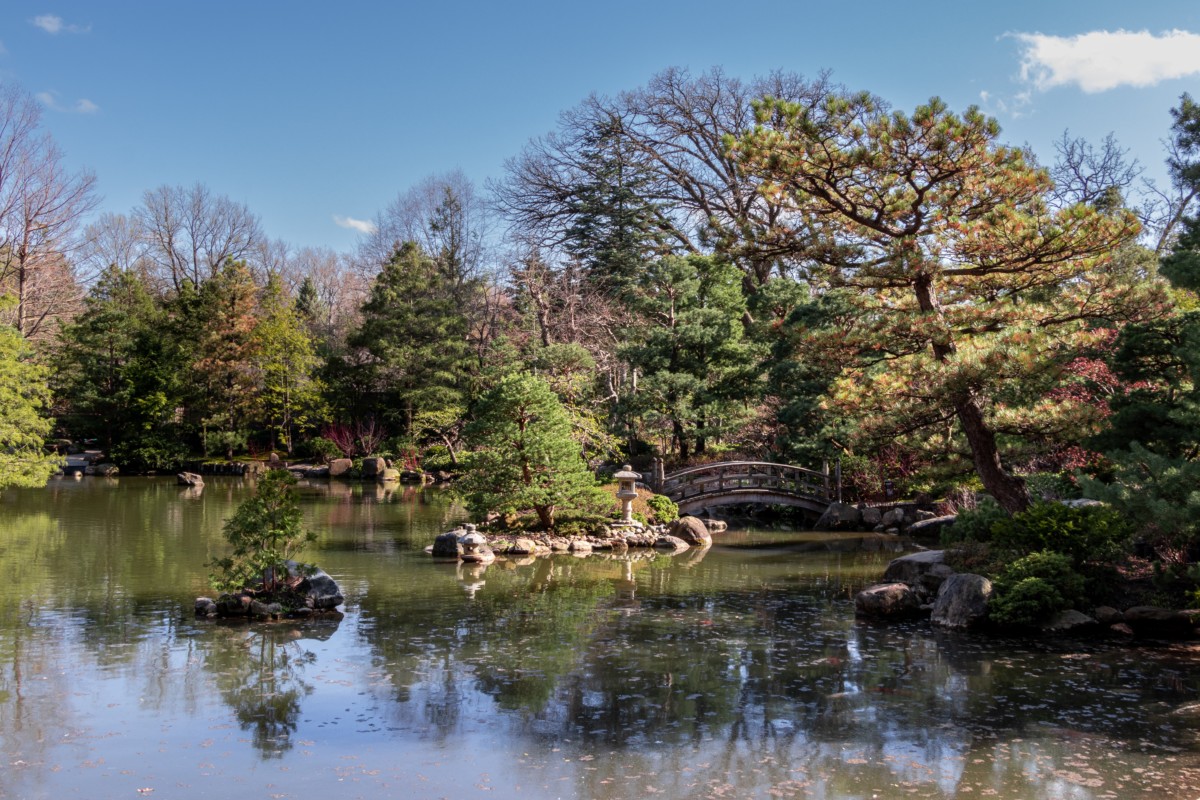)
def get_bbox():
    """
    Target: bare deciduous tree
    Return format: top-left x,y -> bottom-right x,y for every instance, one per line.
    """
135,183 -> 263,293
0,83 -> 98,340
